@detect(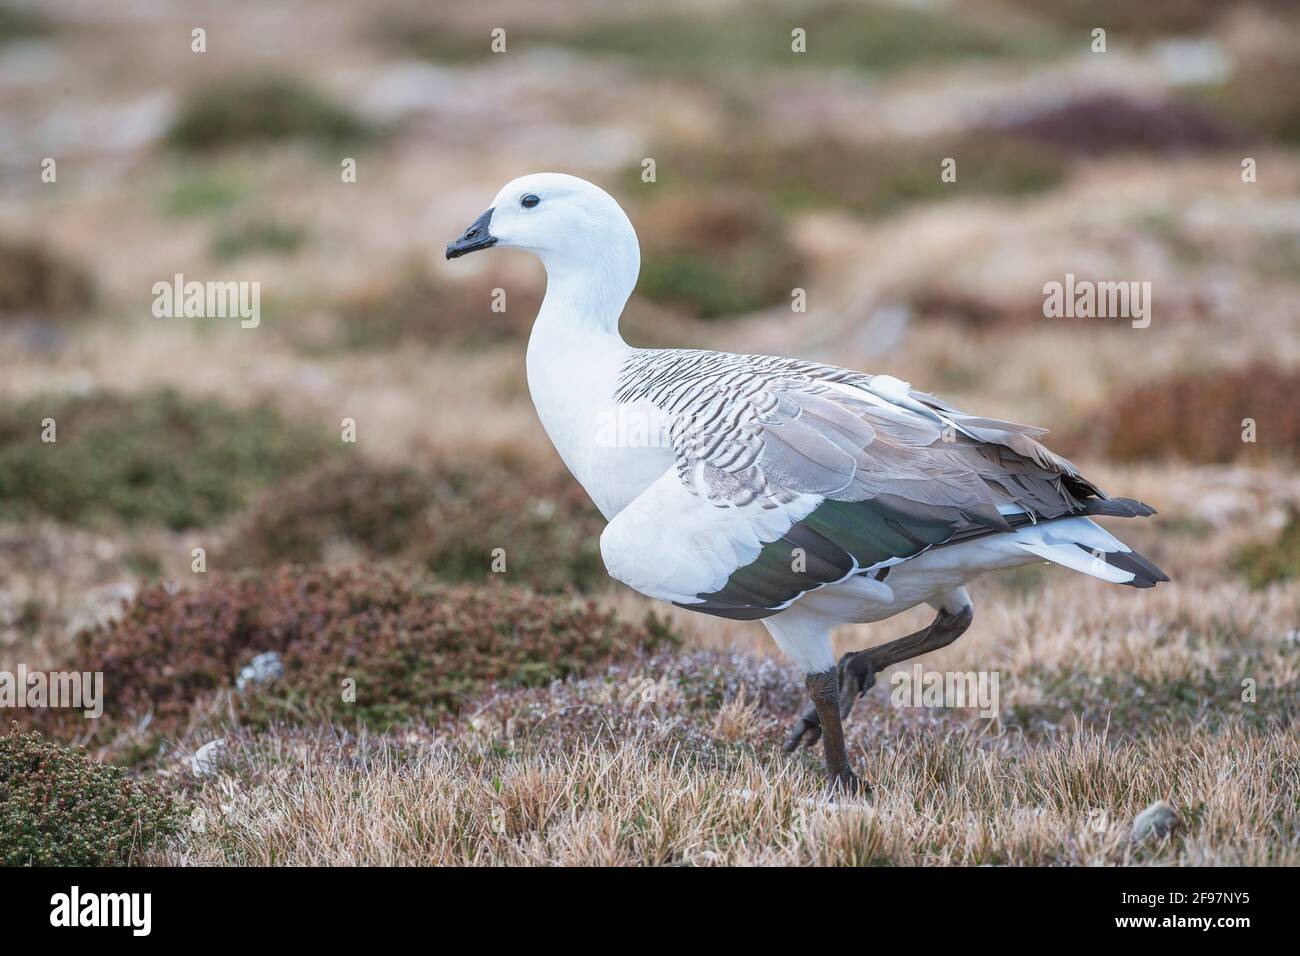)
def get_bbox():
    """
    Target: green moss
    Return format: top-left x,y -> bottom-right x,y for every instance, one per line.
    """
166,74 -> 370,151
0,726 -> 179,865
0,388 -> 336,530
